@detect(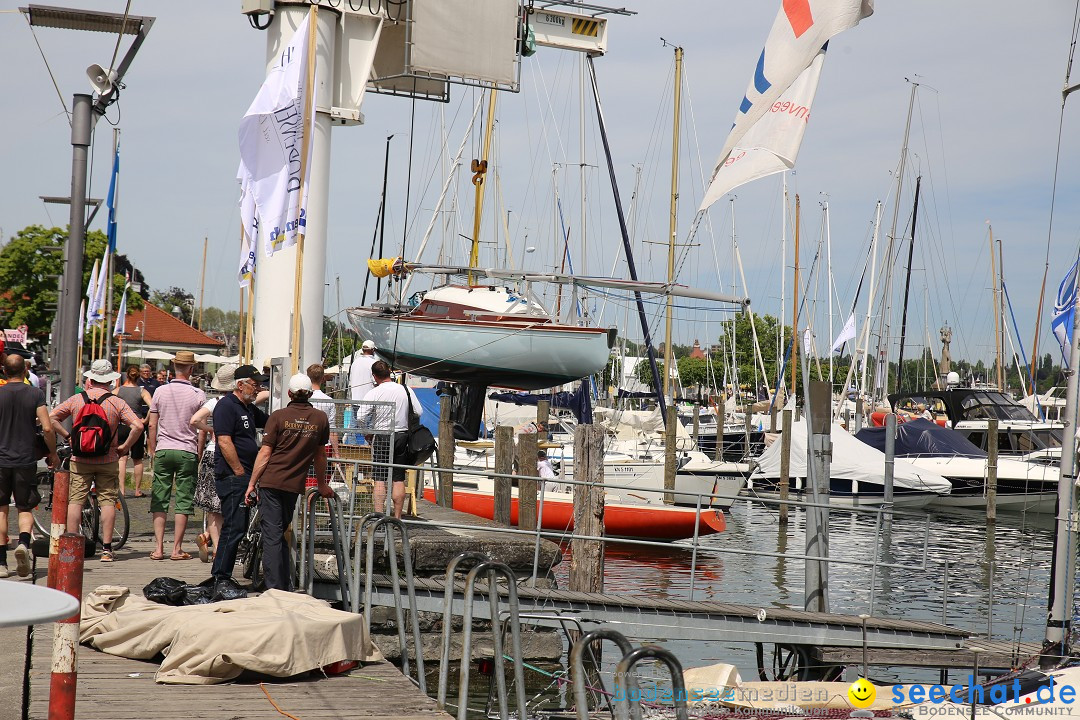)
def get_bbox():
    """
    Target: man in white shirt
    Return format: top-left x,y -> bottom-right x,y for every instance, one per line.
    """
306,364 -> 340,457
363,361 -> 421,518
349,341 -> 378,402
